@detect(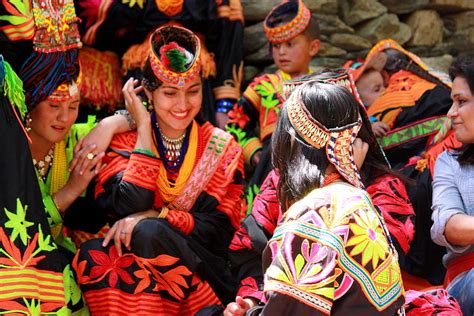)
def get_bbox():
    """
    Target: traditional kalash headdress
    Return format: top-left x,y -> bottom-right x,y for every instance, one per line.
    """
146,25 -> 201,87
0,0 -> 82,110
264,0 -> 311,44
283,69 -> 391,189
